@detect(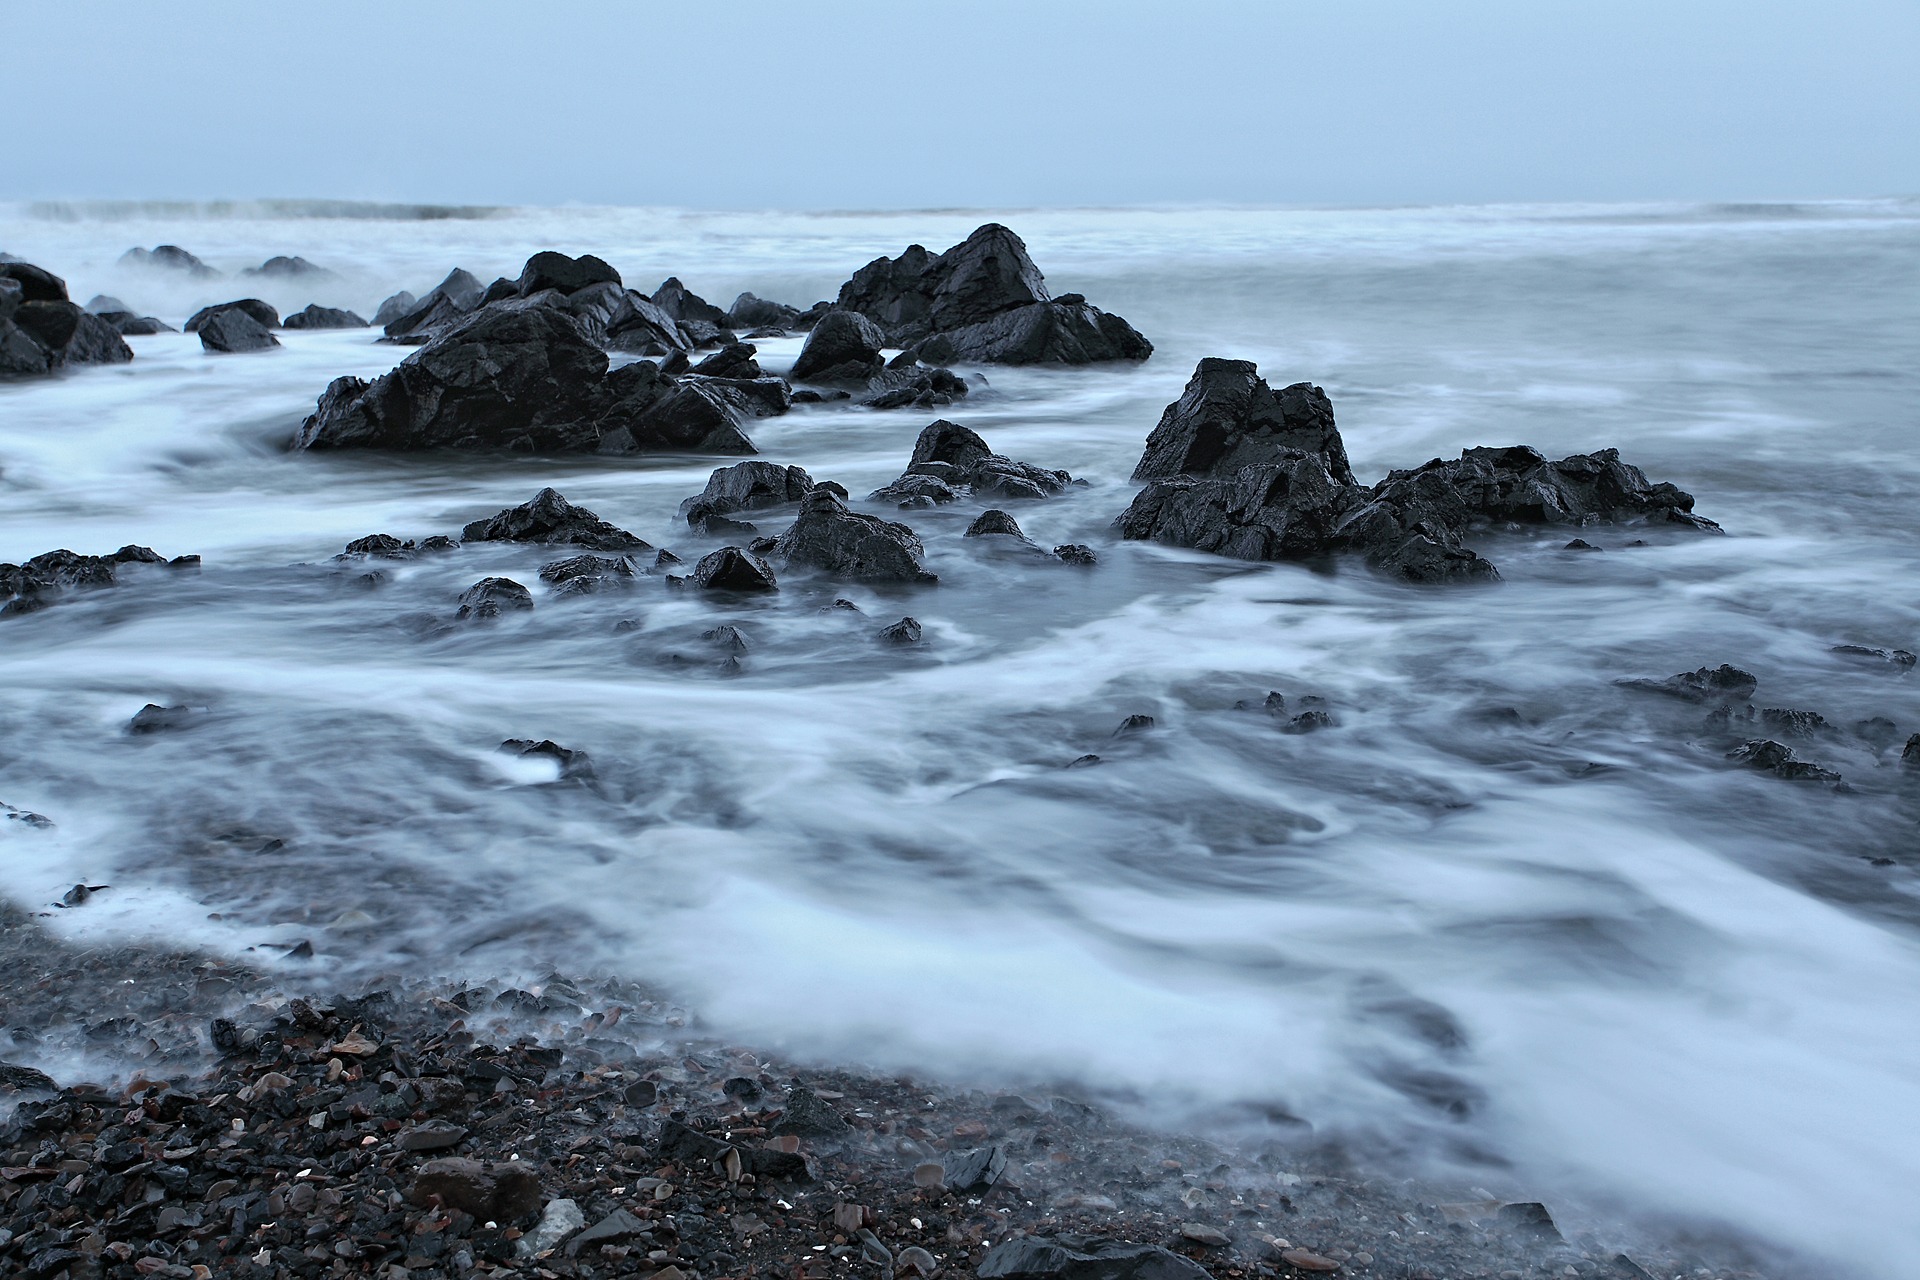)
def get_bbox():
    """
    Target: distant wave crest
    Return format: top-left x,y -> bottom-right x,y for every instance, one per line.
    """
19,199 -> 509,222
